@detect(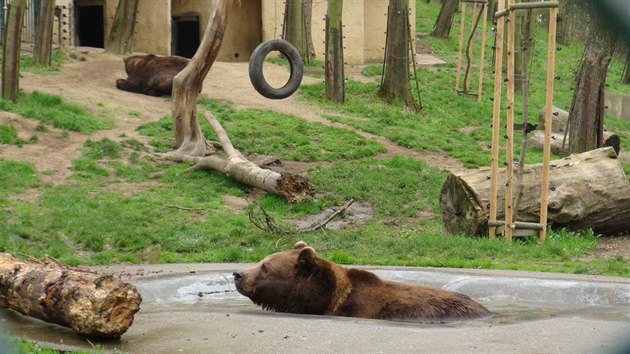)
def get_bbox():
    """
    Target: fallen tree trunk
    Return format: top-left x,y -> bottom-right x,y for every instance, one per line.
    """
530,130 -> 620,156
440,147 -> 630,236
532,106 -> 620,155
0,254 -> 141,338
172,112 -> 314,203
